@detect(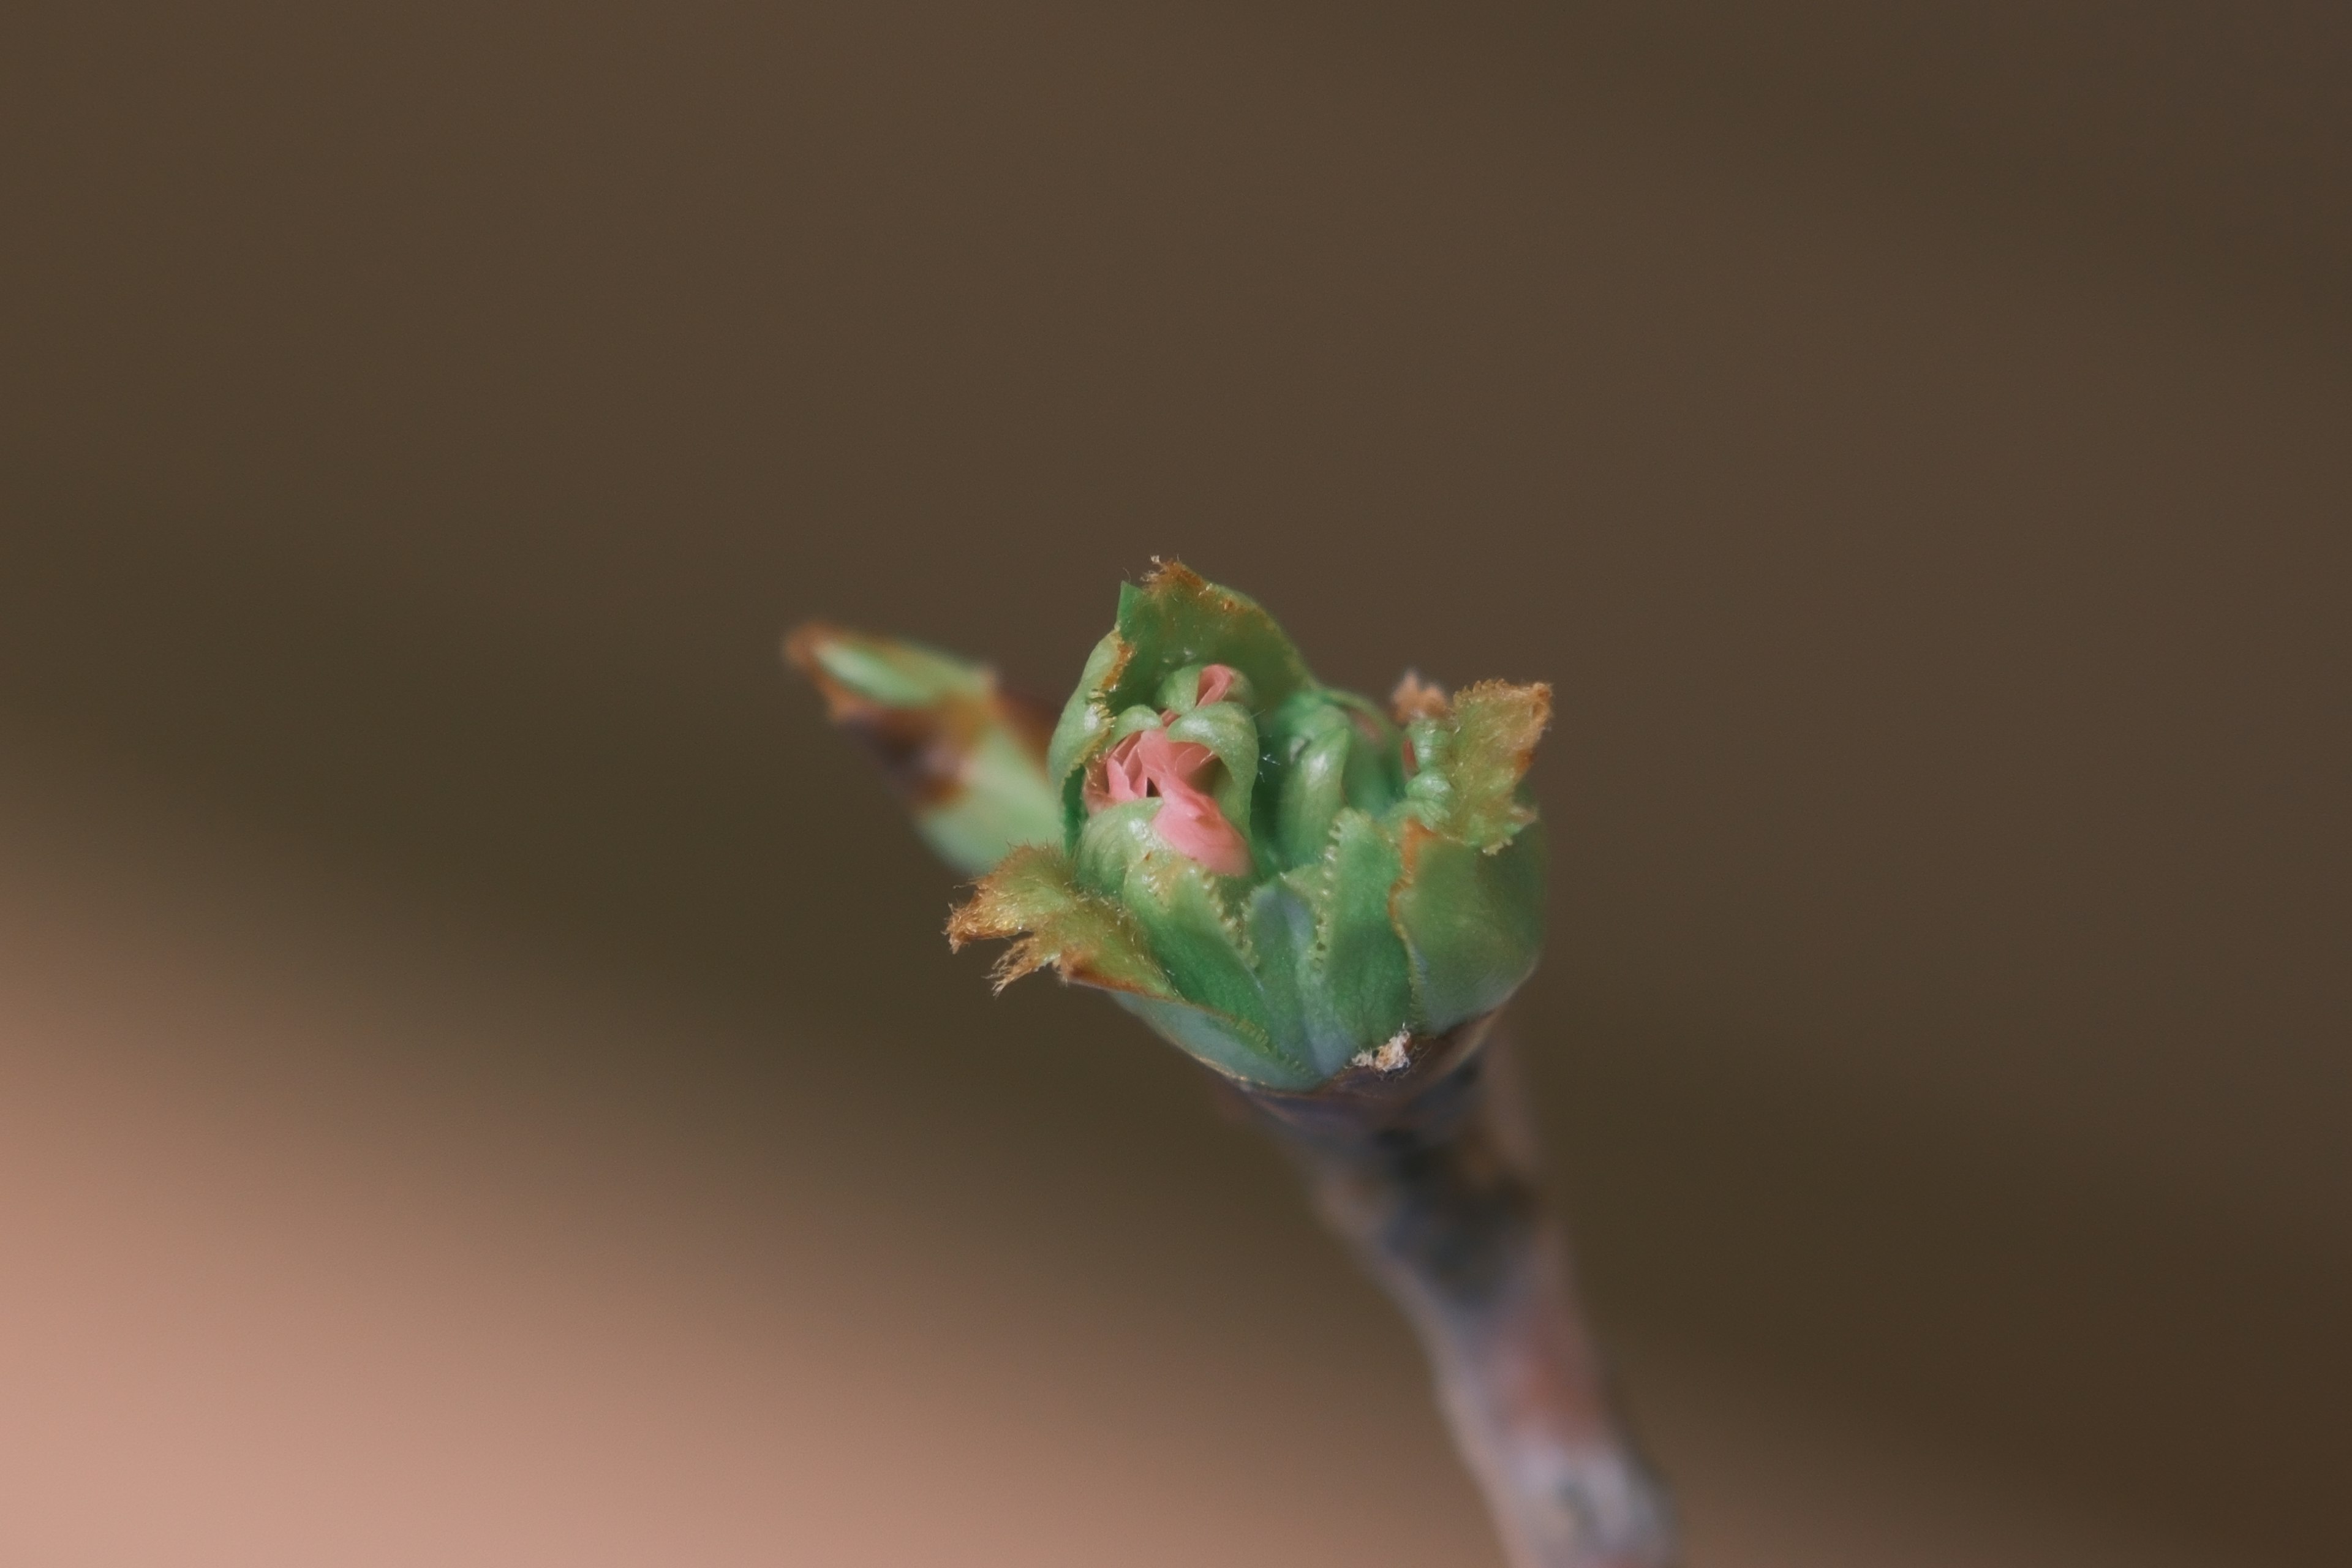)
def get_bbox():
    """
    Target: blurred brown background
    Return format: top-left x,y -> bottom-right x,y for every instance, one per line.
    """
1,3 -> 2345,1564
